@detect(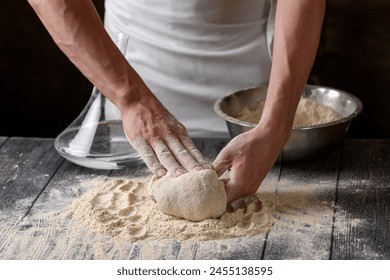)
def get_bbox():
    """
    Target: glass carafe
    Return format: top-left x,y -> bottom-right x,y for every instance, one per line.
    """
54,32 -> 143,169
